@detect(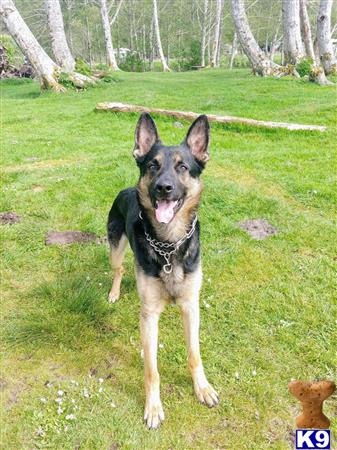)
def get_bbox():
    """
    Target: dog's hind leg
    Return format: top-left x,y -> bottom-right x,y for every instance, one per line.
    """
108,234 -> 128,303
